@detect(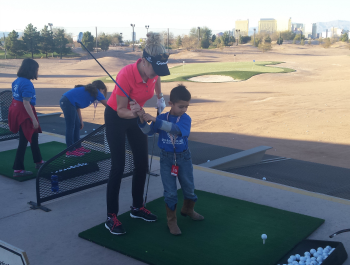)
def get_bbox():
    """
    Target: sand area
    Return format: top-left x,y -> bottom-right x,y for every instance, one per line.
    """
1,43 -> 350,168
